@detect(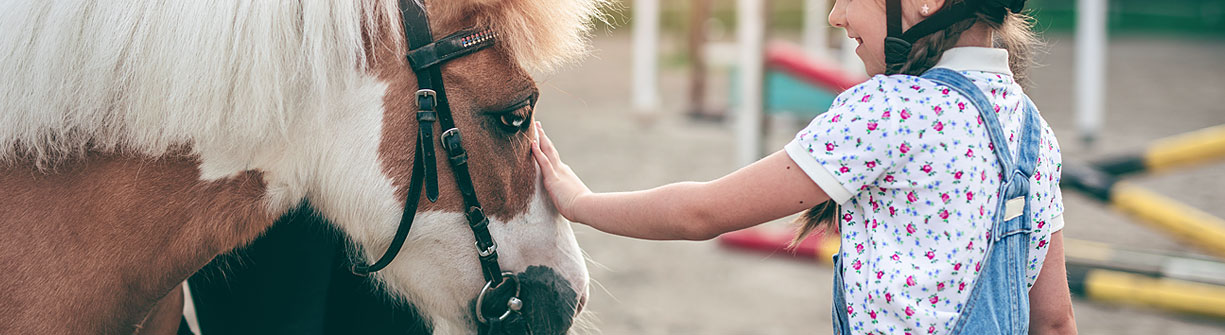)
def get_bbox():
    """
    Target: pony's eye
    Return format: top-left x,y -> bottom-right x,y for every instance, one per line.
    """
500,113 -> 527,129
490,96 -> 535,133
